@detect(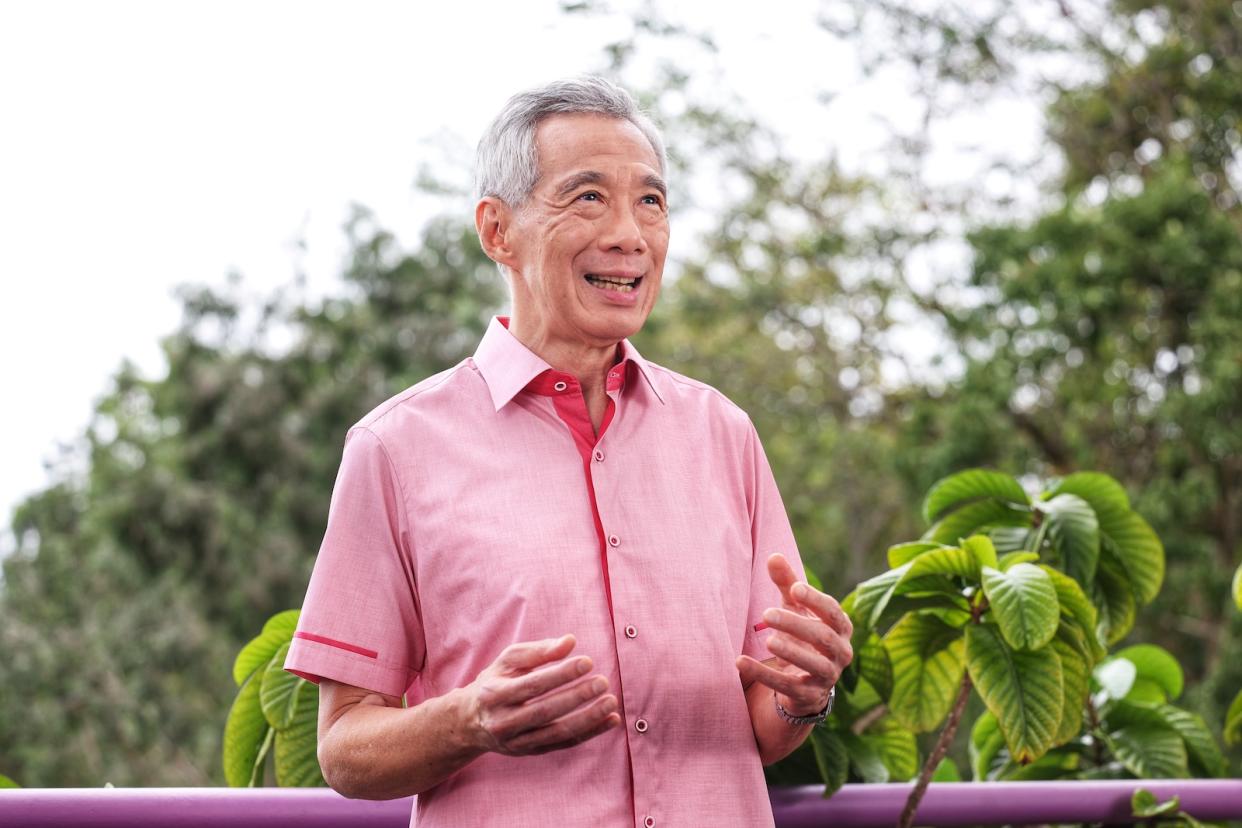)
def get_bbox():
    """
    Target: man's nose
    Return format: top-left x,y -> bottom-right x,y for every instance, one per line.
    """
597,203 -> 647,254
